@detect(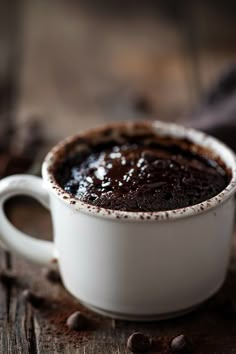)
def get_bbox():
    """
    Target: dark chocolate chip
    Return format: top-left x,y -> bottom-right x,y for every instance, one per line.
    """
170,334 -> 192,354
42,268 -> 62,284
127,332 -> 151,352
0,270 -> 17,286
22,289 -> 45,308
66,311 -> 88,331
